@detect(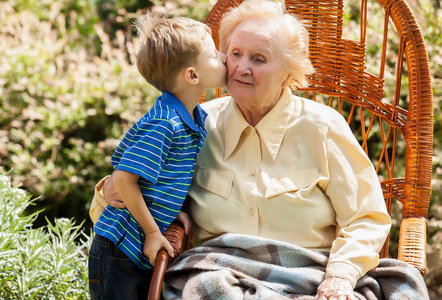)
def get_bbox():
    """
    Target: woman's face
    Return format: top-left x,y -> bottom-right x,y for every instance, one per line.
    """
225,19 -> 289,113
